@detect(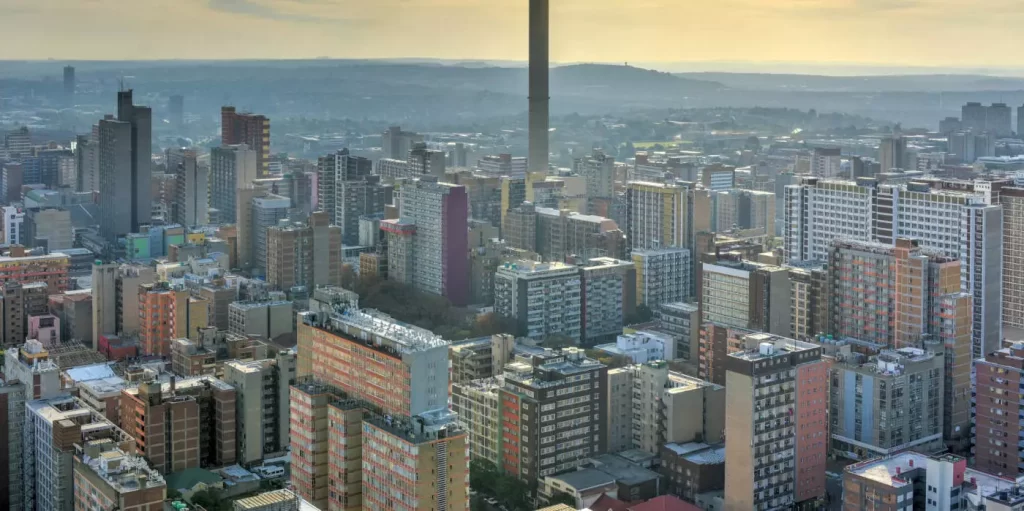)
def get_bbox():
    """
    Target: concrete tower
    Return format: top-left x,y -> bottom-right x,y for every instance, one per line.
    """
528,0 -> 549,176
